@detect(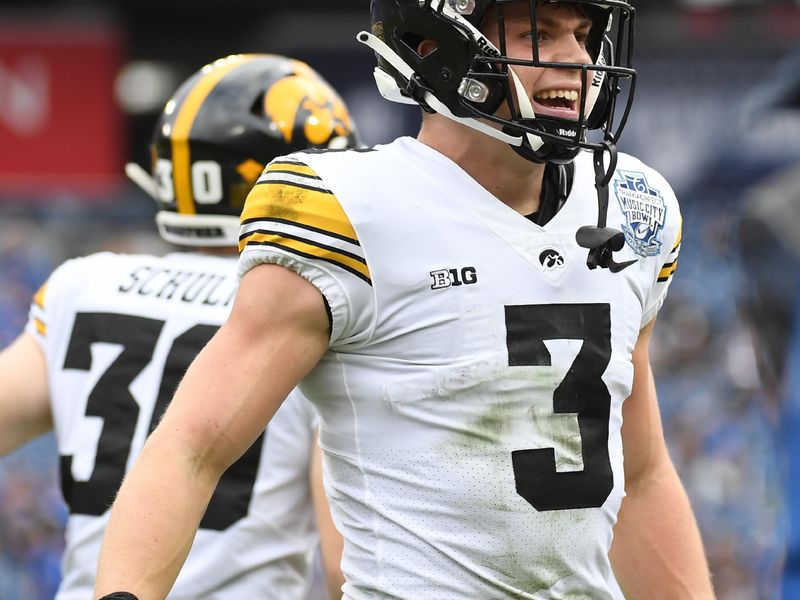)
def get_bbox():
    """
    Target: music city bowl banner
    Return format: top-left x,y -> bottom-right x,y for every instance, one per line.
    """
0,17 -> 124,197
